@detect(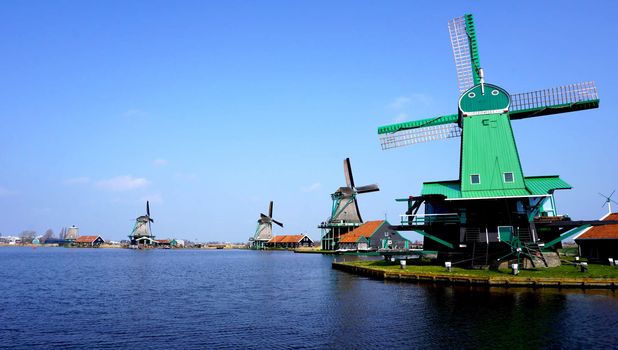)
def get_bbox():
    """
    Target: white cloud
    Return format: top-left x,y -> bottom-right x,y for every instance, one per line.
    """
153,159 -> 168,166
96,176 -> 151,191
301,182 -> 321,192
64,177 -> 91,185
389,96 -> 412,109
387,93 -> 434,123
393,113 -> 408,123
